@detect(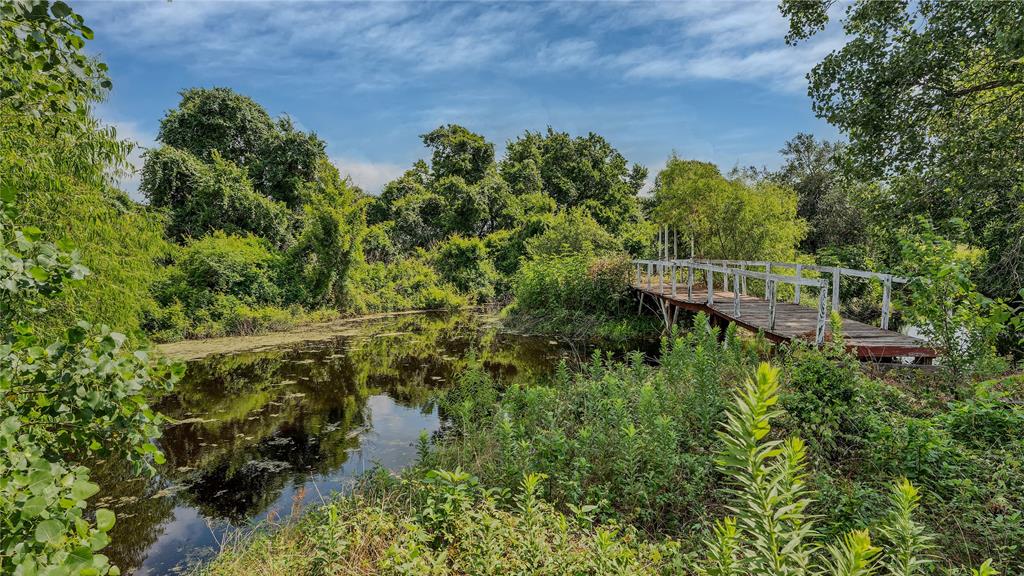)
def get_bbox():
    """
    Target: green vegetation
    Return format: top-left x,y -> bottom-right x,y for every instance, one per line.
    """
6,1 -> 1024,575
201,320 -> 1016,574
1,197 -> 181,575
